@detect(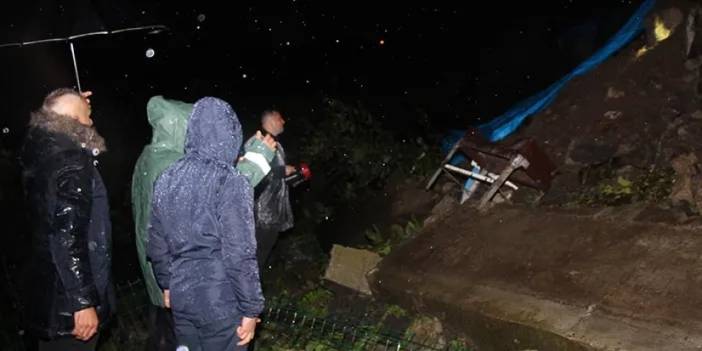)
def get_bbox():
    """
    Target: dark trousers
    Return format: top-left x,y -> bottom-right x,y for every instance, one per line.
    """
255,226 -> 280,272
175,316 -> 246,351
38,334 -> 98,351
146,304 -> 176,351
